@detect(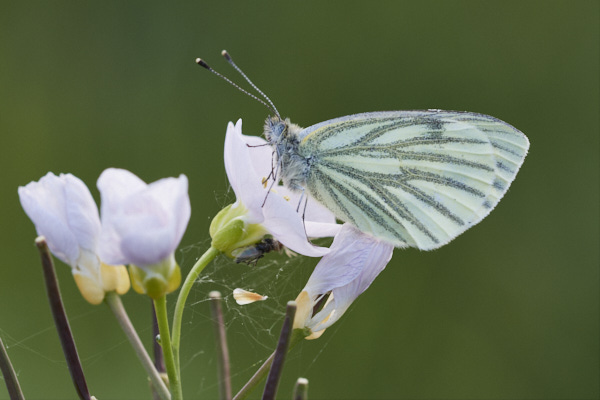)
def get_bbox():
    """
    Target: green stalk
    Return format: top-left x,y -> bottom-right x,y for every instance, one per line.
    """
104,292 -> 170,400
171,246 -> 220,375
154,296 -> 182,400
